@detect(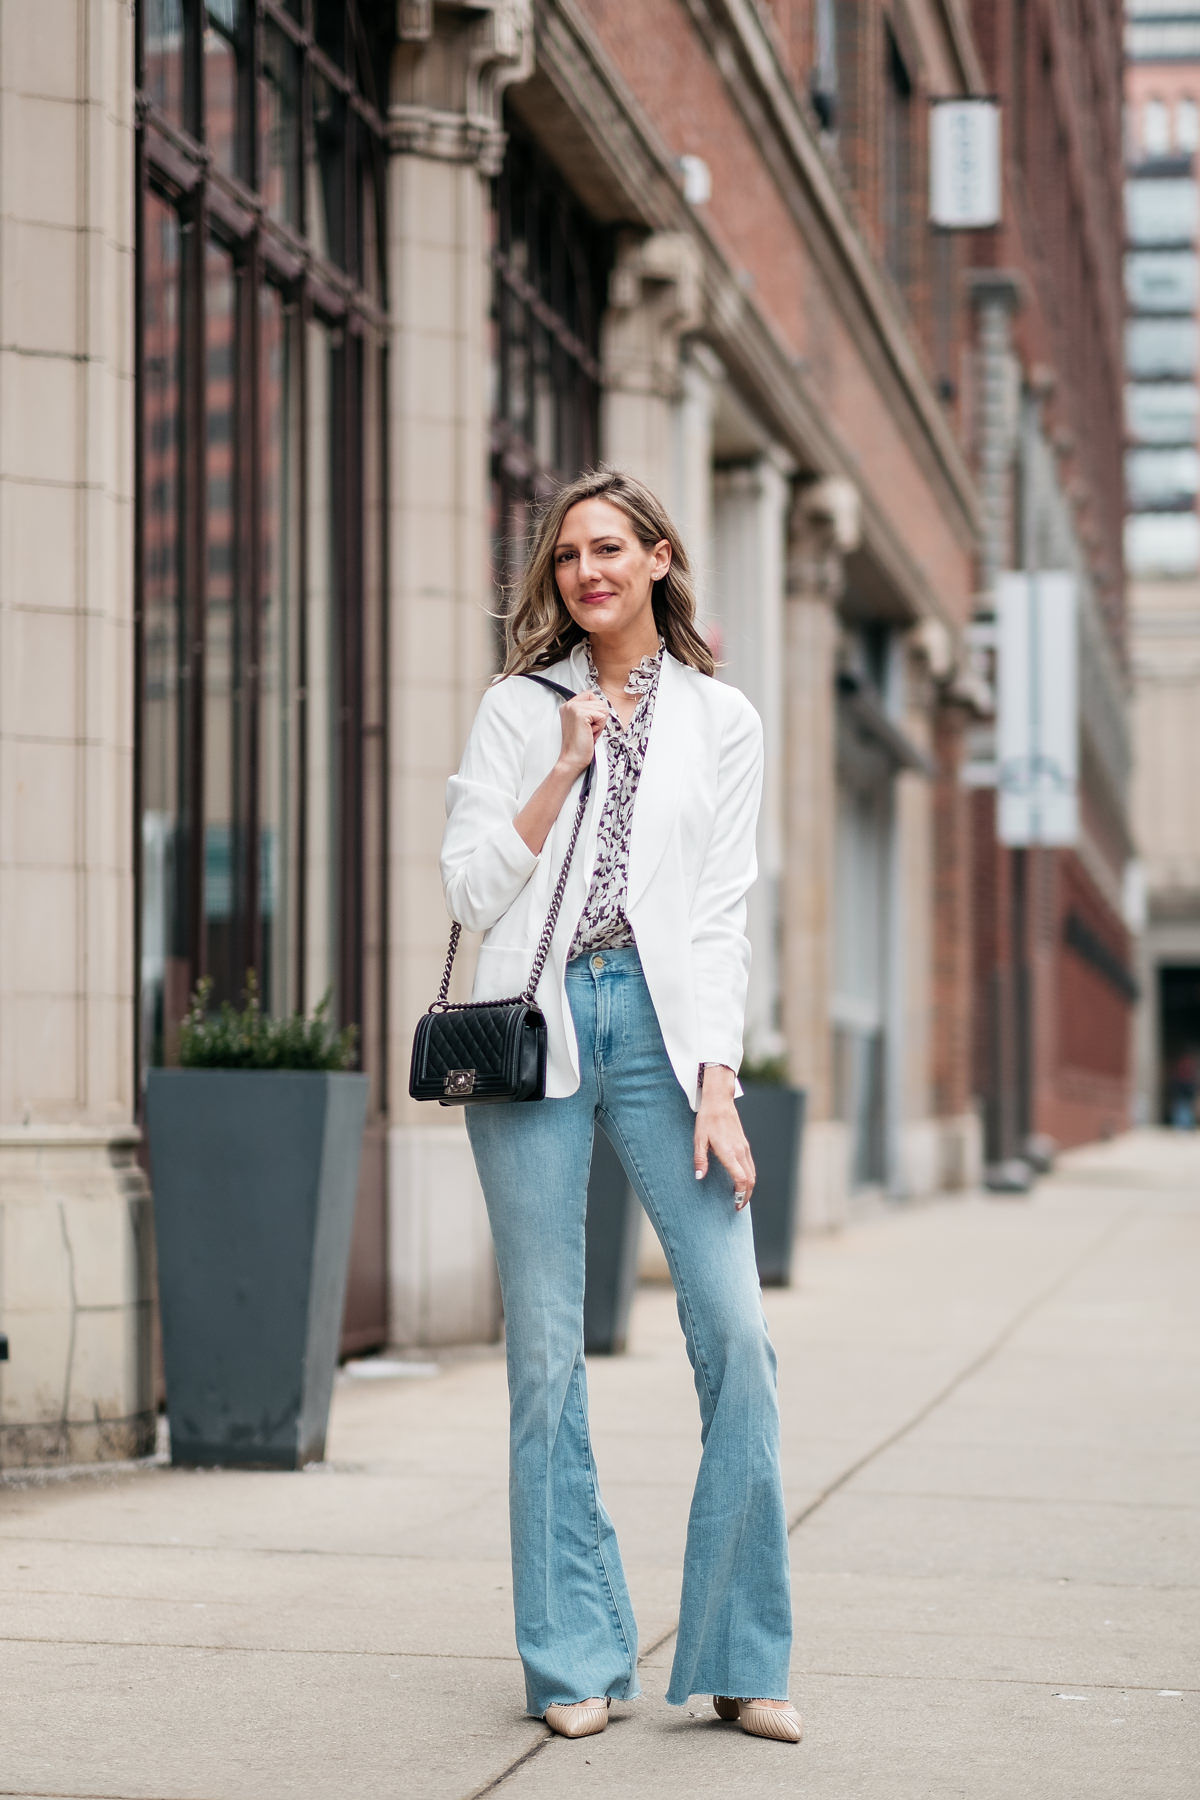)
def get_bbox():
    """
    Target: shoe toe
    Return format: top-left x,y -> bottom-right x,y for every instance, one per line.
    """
544,1699 -> 610,1739
738,1701 -> 803,1743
